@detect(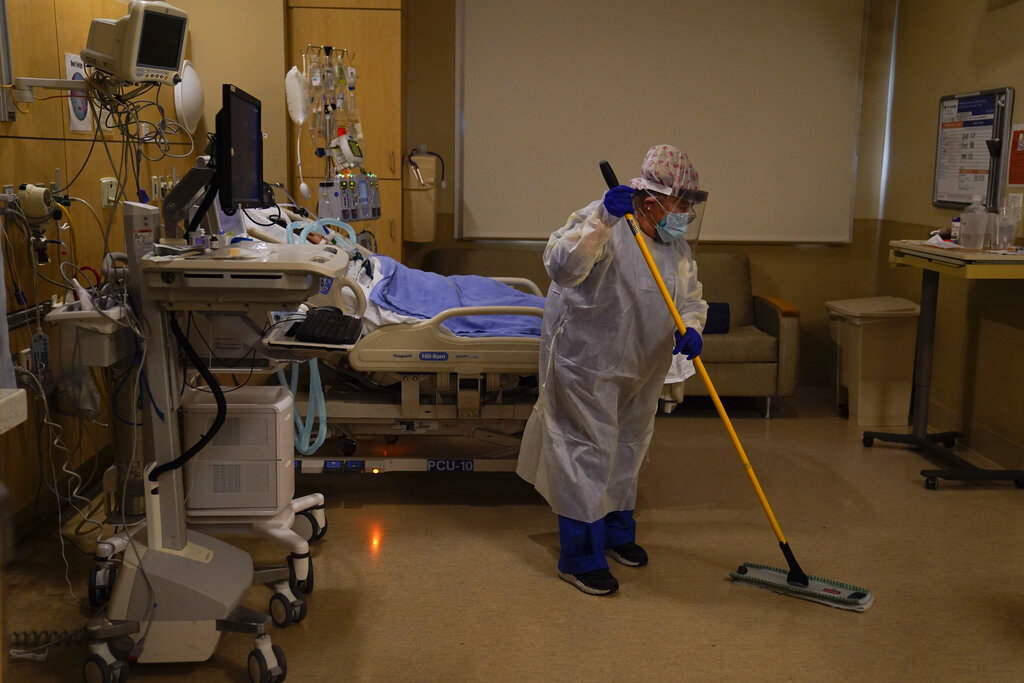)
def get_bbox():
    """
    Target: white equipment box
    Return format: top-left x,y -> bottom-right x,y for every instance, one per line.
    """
183,385 -> 295,515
